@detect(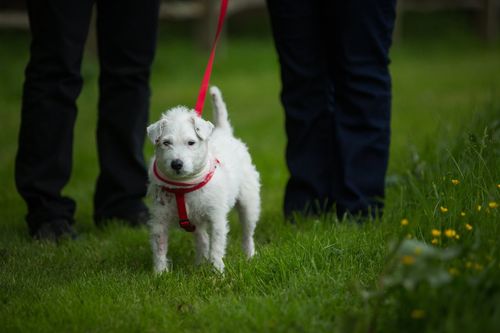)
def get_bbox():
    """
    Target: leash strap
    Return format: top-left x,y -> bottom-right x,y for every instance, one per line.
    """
194,0 -> 229,116
174,193 -> 196,232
